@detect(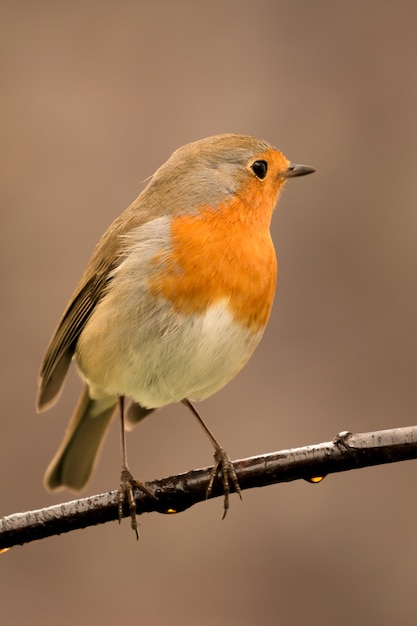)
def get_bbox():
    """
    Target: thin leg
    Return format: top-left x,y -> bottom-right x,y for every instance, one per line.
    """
118,395 -> 155,538
182,399 -> 242,519
119,395 -> 129,470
